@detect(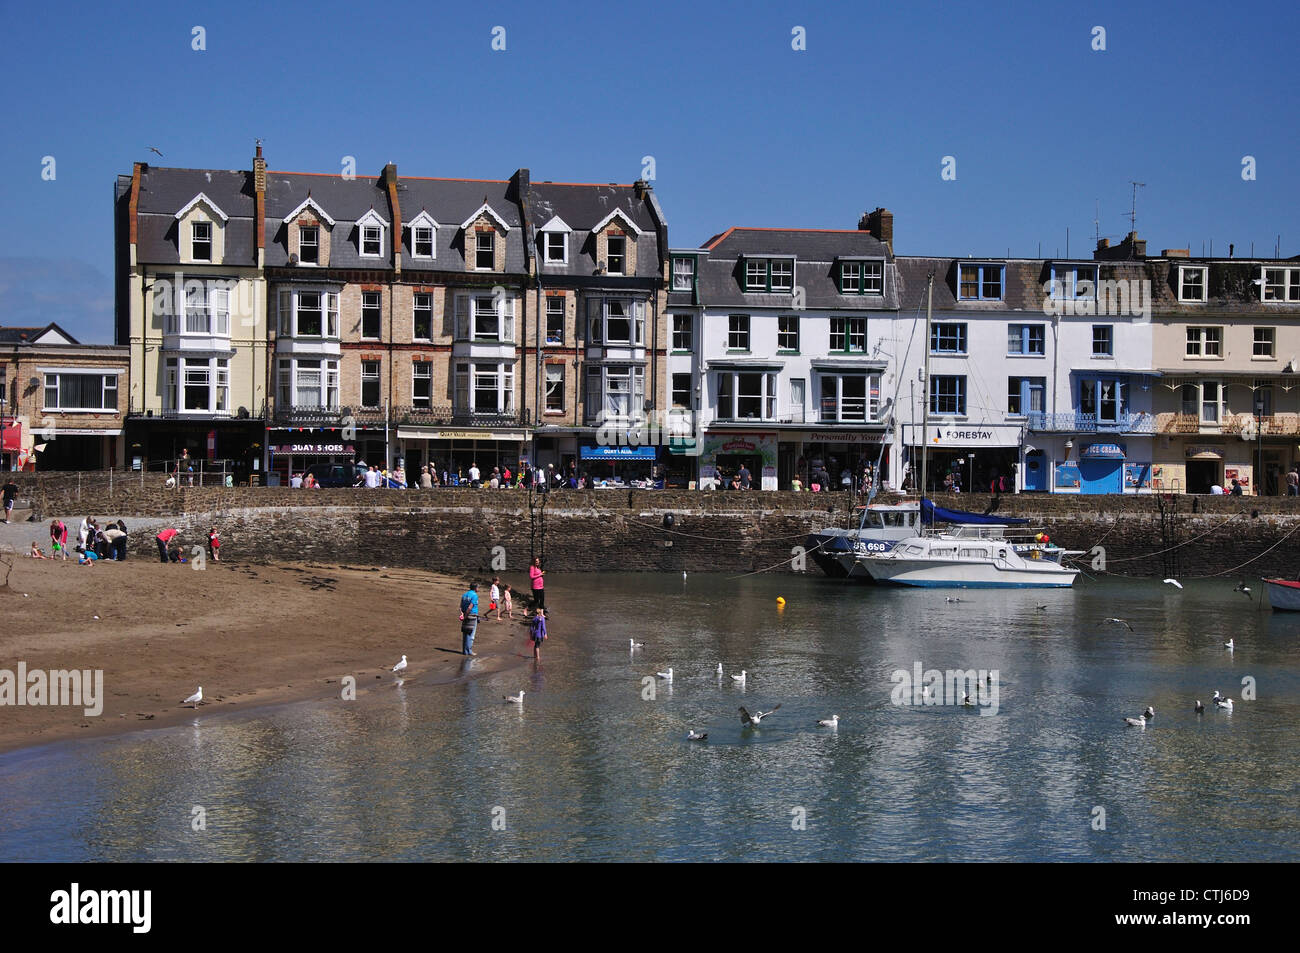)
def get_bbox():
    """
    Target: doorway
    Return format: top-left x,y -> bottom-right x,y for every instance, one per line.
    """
1185,459 -> 1220,494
